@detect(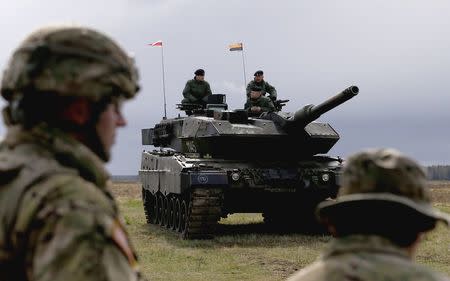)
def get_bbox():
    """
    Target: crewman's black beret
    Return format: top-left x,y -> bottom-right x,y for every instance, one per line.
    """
194,69 -> 205,76
254,70 -> 263,76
